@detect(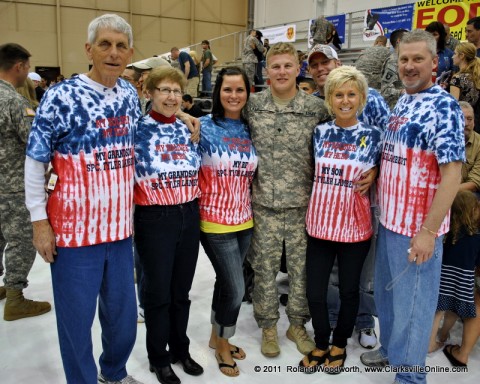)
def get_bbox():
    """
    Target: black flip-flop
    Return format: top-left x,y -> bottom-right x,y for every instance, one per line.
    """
230,345 -> 246,360
324,348 -> 347,375
215,353 -> 239,377
298,350 -> 328,374
443,345 -> 467,367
